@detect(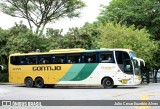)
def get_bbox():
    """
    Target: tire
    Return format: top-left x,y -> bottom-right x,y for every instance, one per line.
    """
102,78 -> 114,88
25,78 -> 34,87
35,78 -> 44,88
